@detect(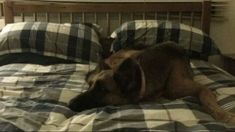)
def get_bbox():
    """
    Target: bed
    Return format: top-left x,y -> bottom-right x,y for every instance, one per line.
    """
0,0 -> 235,131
